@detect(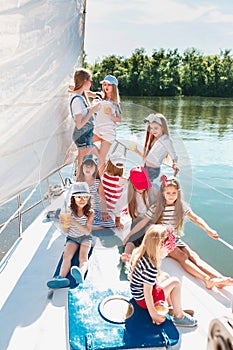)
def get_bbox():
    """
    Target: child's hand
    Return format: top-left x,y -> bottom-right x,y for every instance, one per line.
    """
207,229 -> 219,239
115,217 -> 124,229
102,212 -> 111,221
172,163 -> 179,176
91,101 -> 101,113
151,313 -> 166,325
